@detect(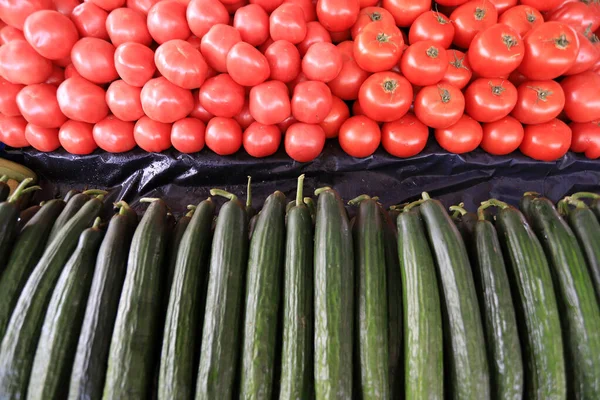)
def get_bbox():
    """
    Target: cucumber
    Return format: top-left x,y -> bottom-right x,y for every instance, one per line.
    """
164,211 -> 193,303
46,192 -> 90,245
17,204 -> 41,232
158,199 -> 215,400
518,191 -> 539,220
279,176 -> 314,400
0,196 -> 103,399
0,158 -> 37,182
103,198 -> 169,400
350,195 -> 389,399
313,187 -> 354,400
525,197 -> 600,398
490,200 -> 566,399
196,190 -> 249,400
397,208 -> 444,400
593,198 -> 600,221
417,193 -> 489,399
450,204 -> 477,245
27,220 -> 105,400
63,189 -> 80,203
68,202 -> 137,400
